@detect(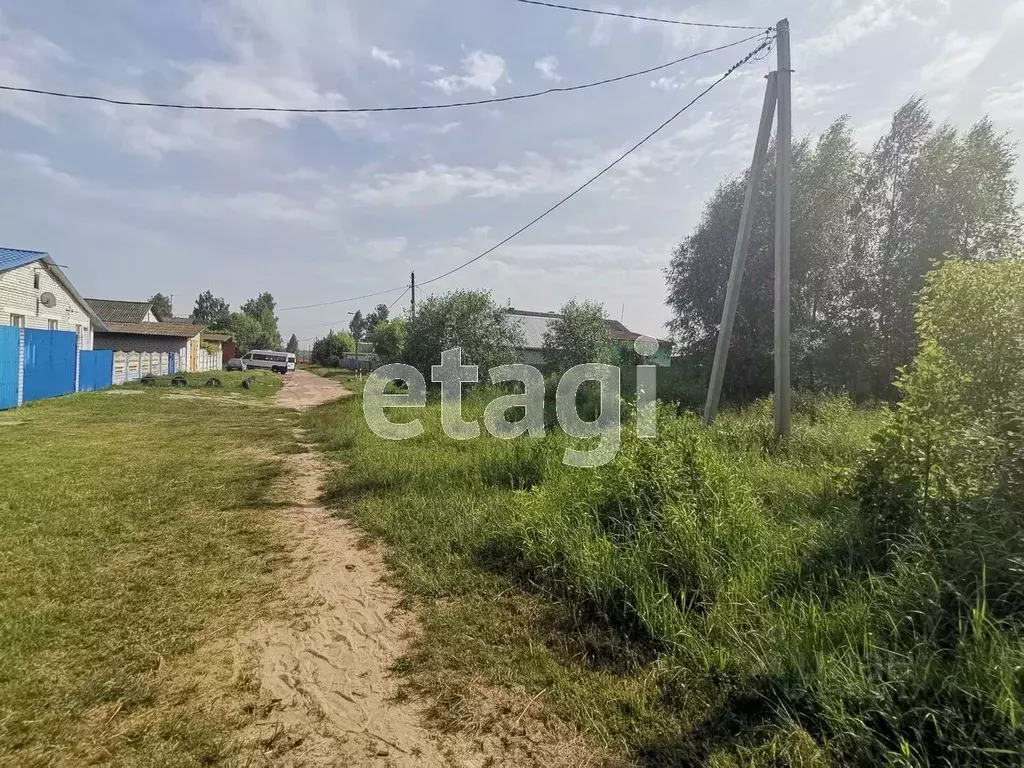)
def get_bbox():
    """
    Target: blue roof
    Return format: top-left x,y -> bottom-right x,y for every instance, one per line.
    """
0,247 -> 50,273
